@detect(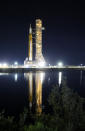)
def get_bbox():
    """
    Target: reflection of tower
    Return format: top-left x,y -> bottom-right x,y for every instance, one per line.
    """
35,72 -> 45,114
35,19 -> 45,63
28,25 -> 33,61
